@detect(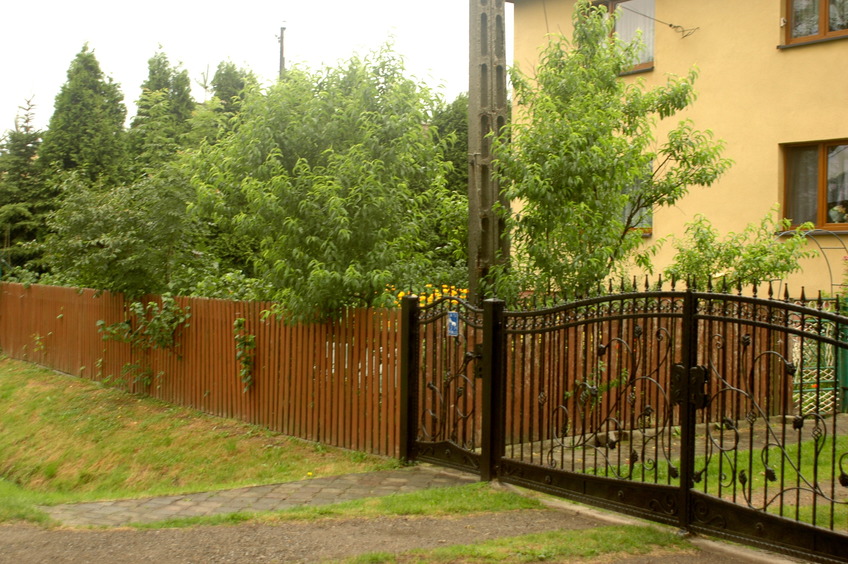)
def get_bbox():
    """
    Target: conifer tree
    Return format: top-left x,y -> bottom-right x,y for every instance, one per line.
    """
39,45 -> 127,185
210,61 -> 254,115
130,51 -> 196,172
0,100 -> 51,269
